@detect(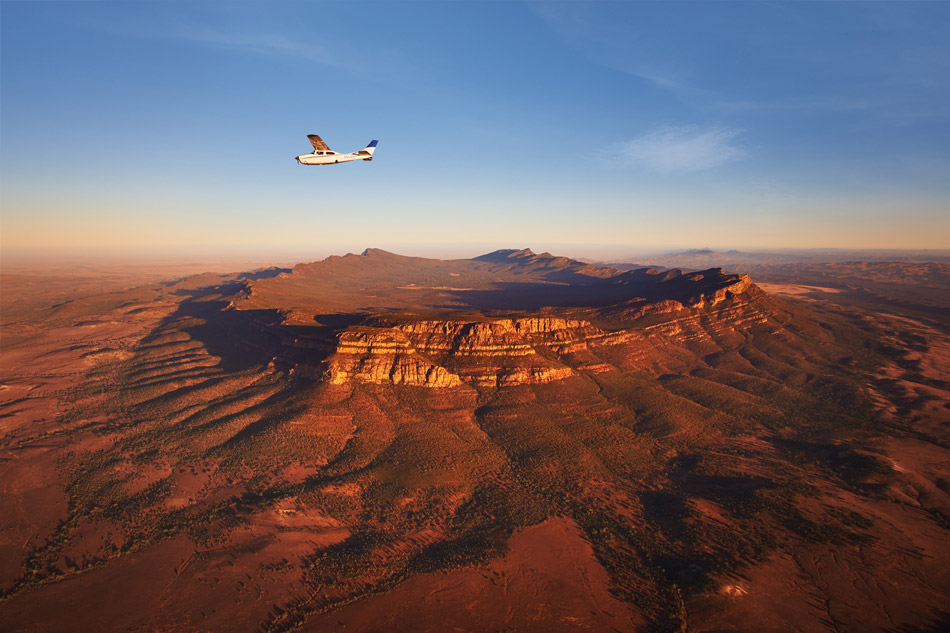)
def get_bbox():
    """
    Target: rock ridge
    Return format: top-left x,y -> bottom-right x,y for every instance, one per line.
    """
230,248 -> 780,388
312,277 -> 777,388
